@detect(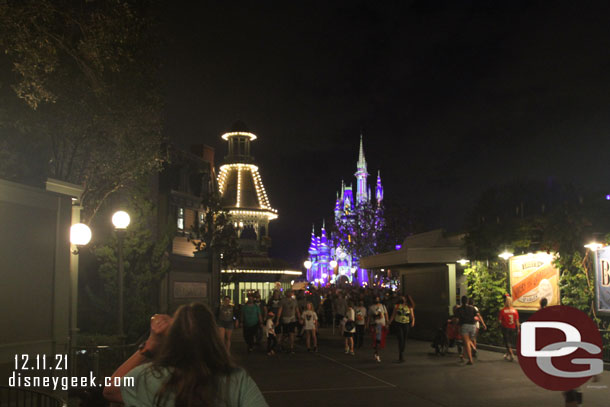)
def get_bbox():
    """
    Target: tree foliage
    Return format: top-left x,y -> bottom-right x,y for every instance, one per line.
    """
0,0 -> 165,221
464,179 -> 610,343
334,200 -> 384,259
191,192 -> 241,270
464,261 -> 507,345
